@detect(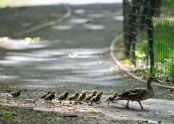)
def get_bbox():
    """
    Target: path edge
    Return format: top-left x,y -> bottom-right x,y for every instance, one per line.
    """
14,4 -> 72,36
